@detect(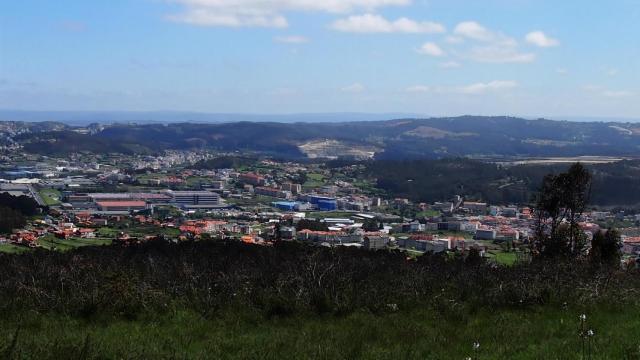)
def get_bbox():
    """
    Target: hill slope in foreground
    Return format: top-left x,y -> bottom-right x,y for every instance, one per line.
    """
10,116 -> 640,159
1,240 -> 639,359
